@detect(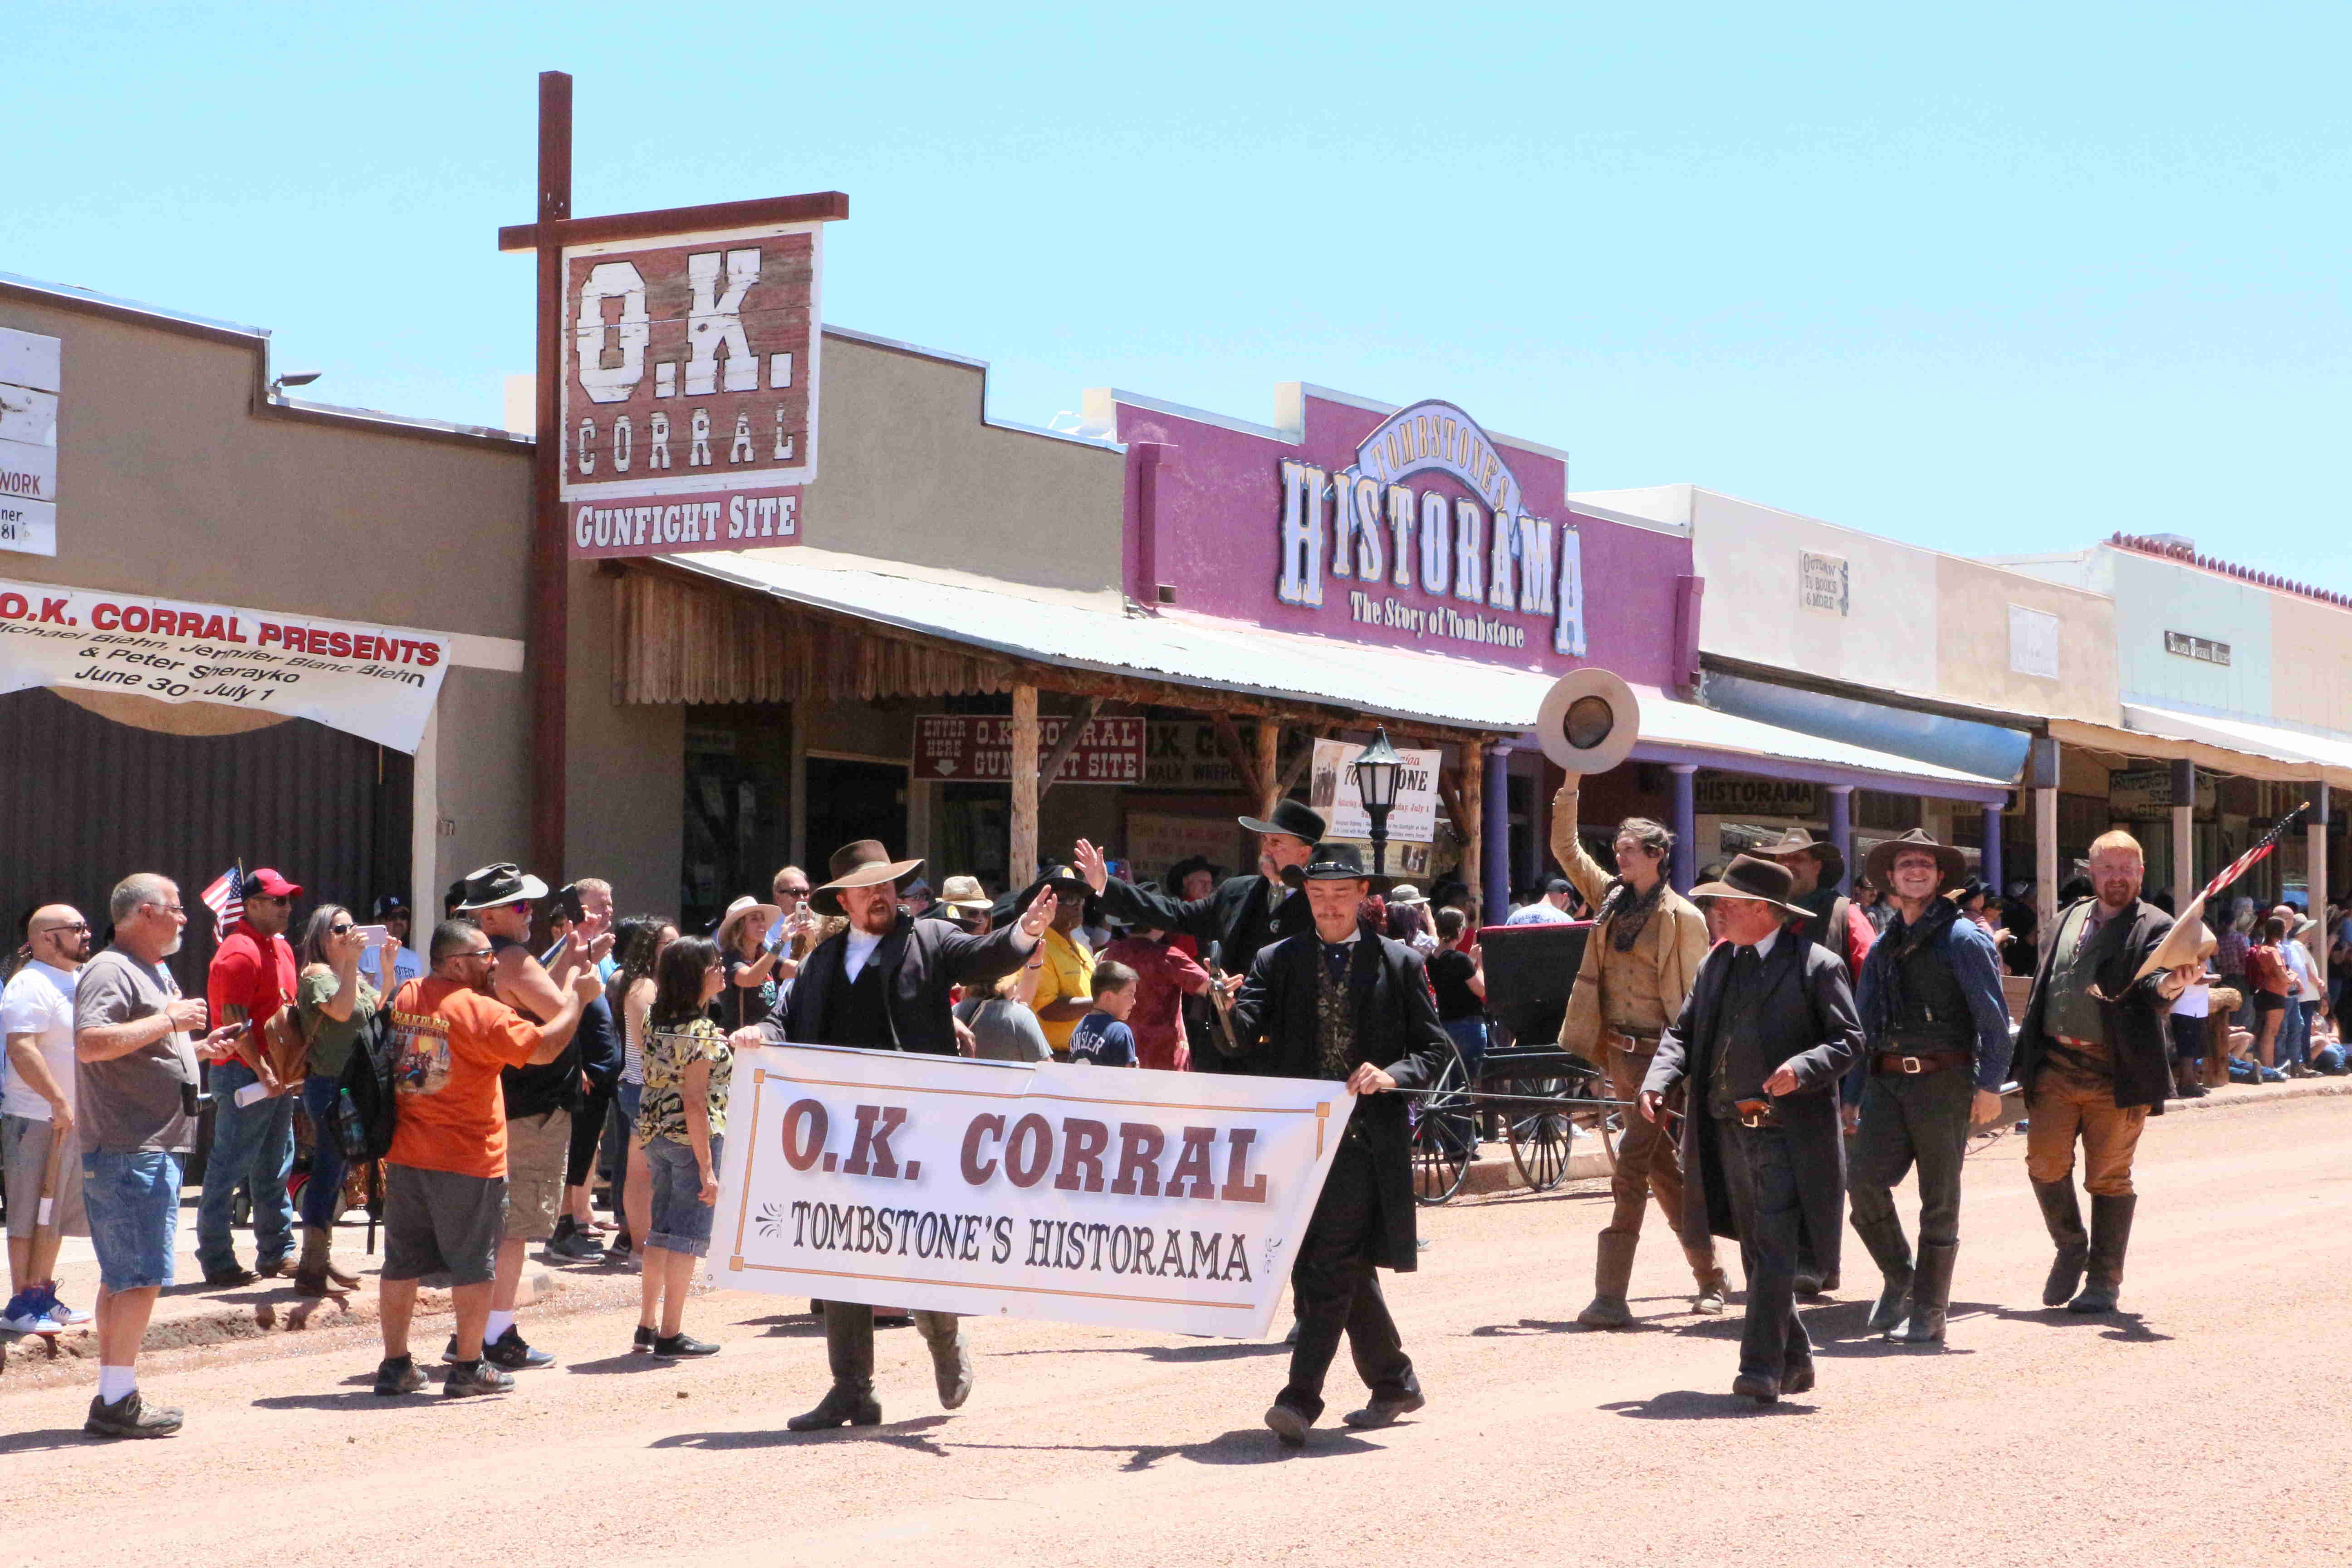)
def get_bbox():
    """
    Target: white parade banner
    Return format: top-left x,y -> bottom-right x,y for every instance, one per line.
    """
0,577 -> 452,752
713,1044 -> 1356,1339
